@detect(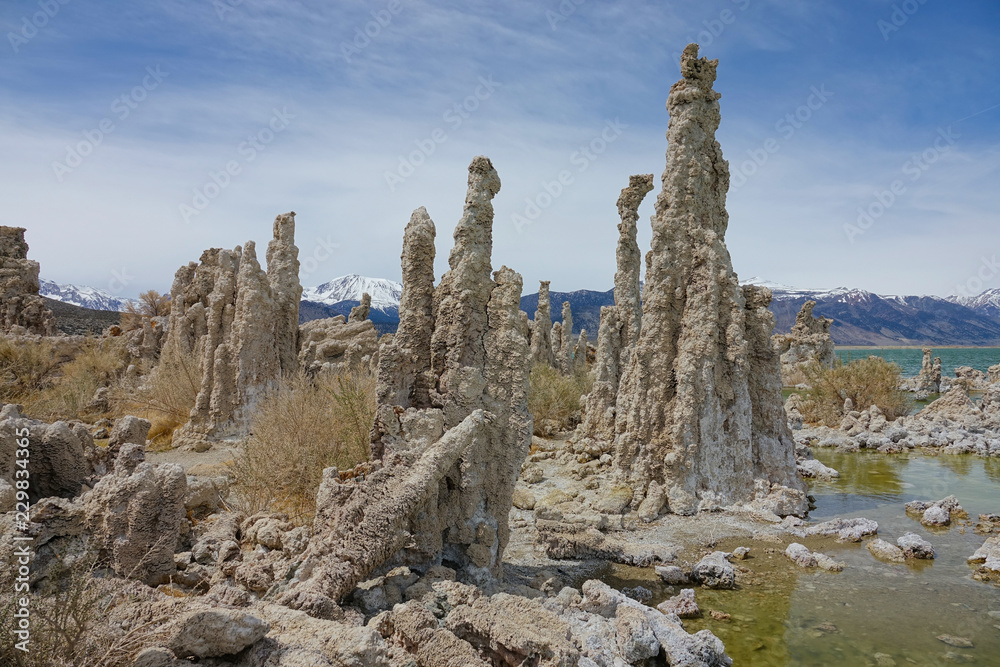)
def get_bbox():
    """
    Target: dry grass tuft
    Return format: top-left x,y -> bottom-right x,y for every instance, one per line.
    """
0,337 -> 60,402
0,336 -> 129,421
800,356 -> 912,427
229,369 -> 376,523
528,363 -> 593,435
110,347 -> 200,448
